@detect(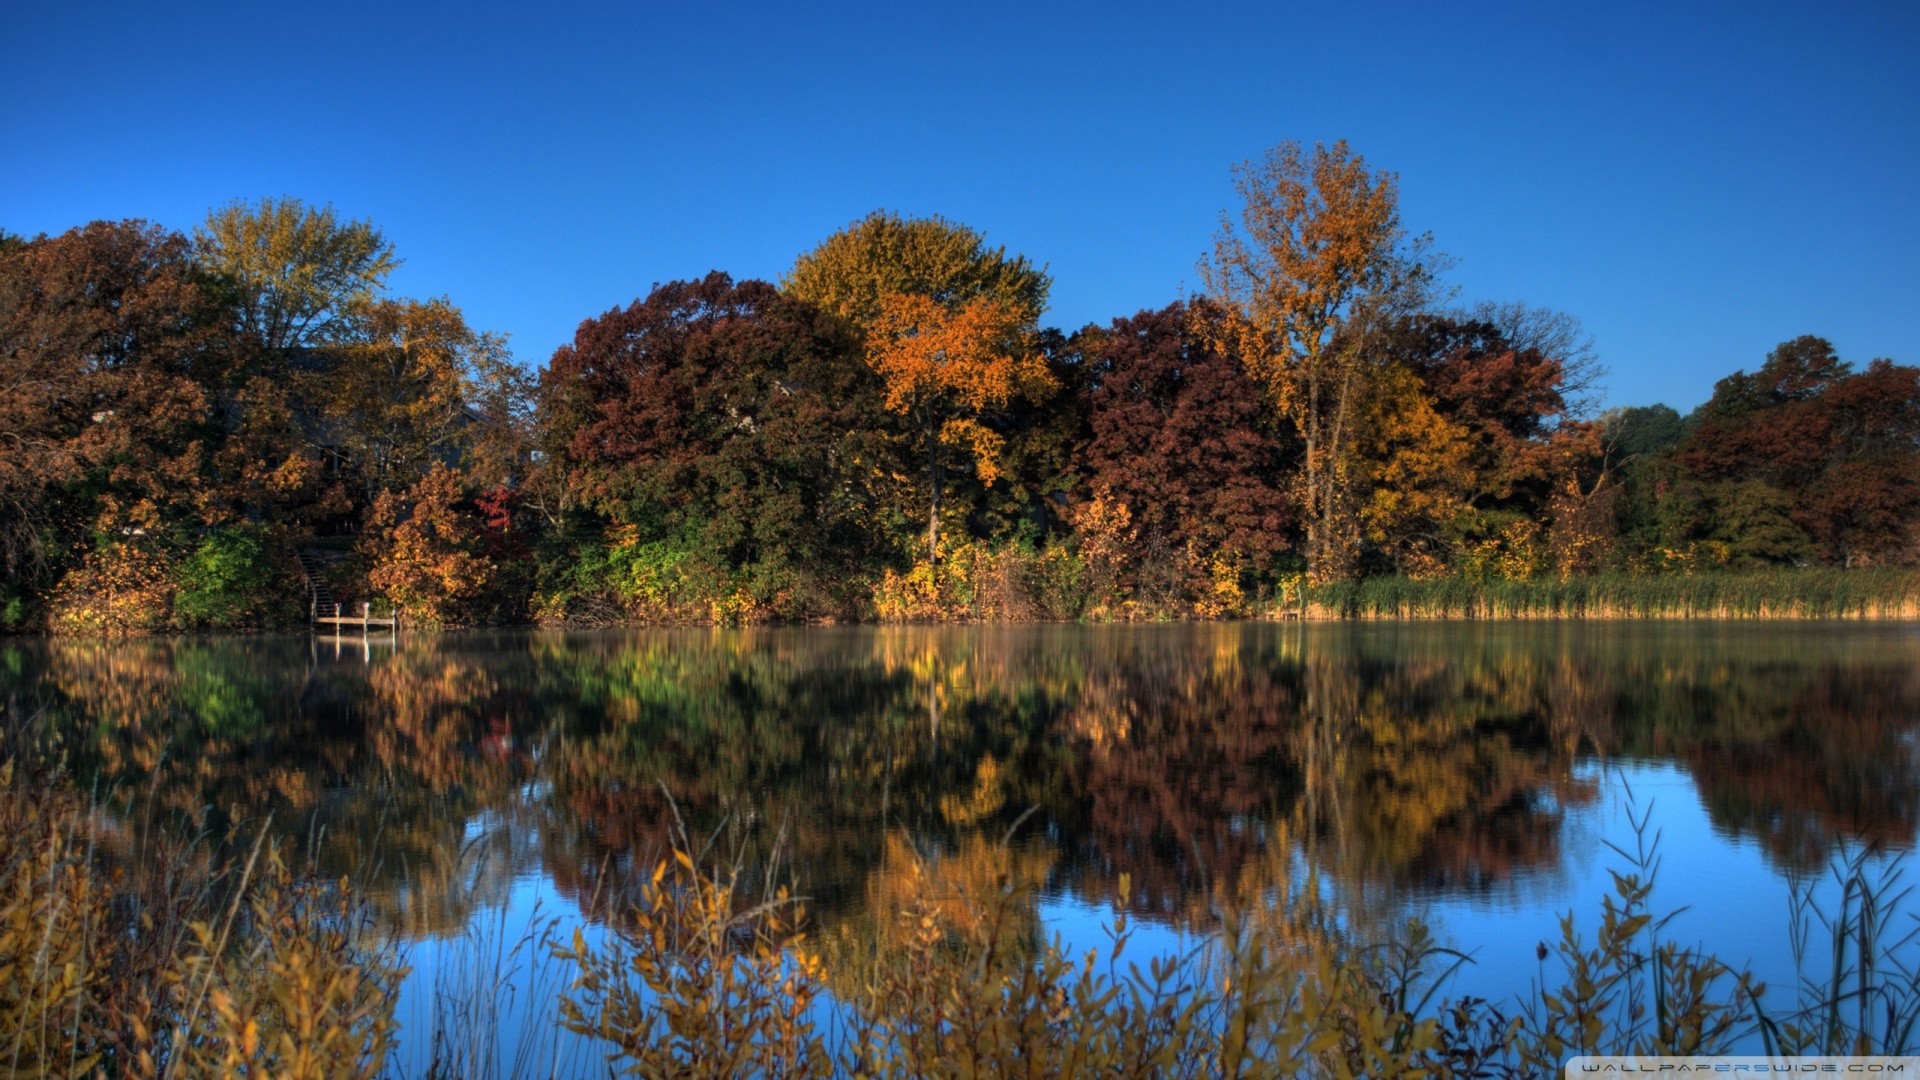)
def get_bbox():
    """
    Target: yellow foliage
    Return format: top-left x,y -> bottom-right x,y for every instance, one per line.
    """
1358,364 -> 1474,565
1068,485 -> 1136,618
938,753 -> 1005,826
554,851 -> 831,1079
47,541 -> 176,636
0,781 -> 400,1079
1192,545 -> 1255,618
1455,517 -> 1545,582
